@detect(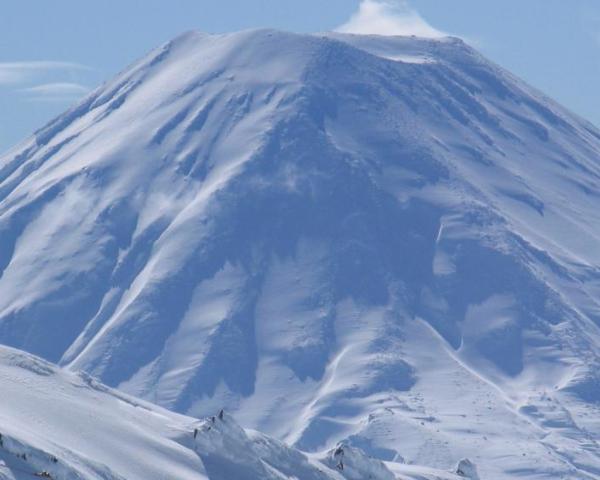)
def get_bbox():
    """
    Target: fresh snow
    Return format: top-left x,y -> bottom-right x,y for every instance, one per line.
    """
1,28 -> 600,478
0,345 -> 465,480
